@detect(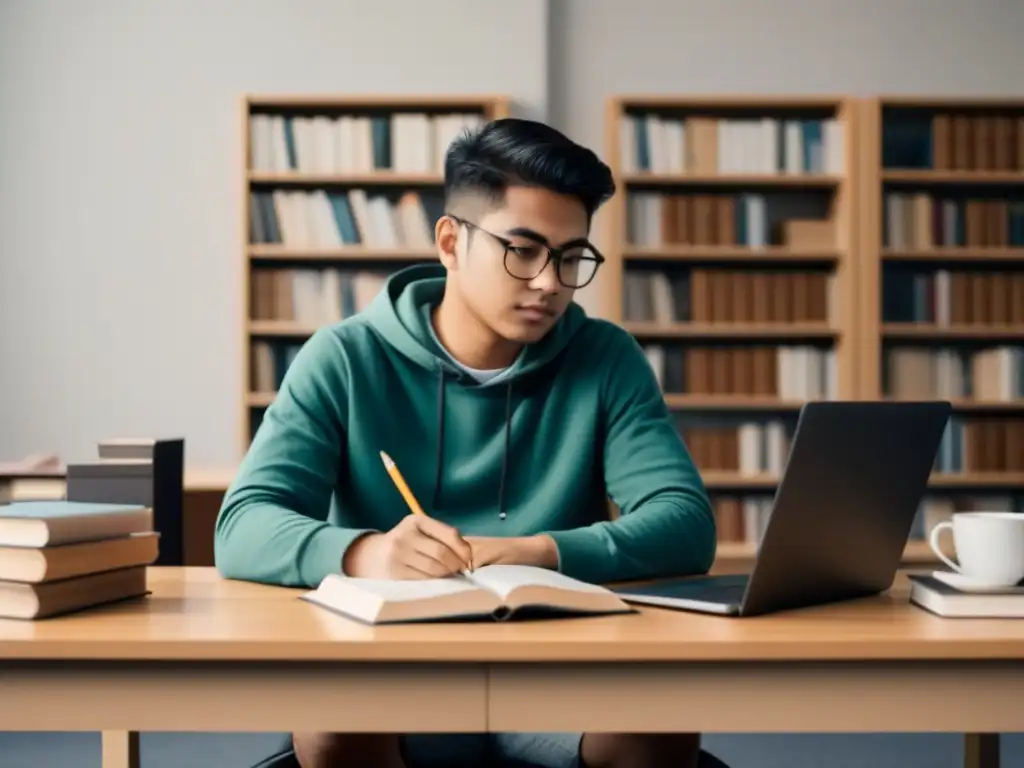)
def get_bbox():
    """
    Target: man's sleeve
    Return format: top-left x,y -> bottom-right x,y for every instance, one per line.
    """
214,327 -> 378,587
546,327 -> 716,584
